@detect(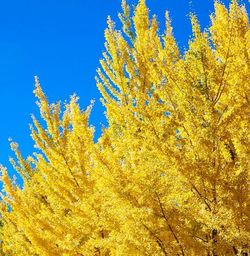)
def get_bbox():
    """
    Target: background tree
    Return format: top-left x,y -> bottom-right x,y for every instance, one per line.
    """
0,81 -> 111,256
